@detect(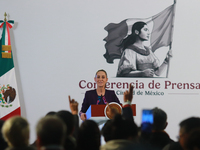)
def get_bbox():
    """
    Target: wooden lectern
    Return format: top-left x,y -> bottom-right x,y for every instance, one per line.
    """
86,104 -> 136,125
